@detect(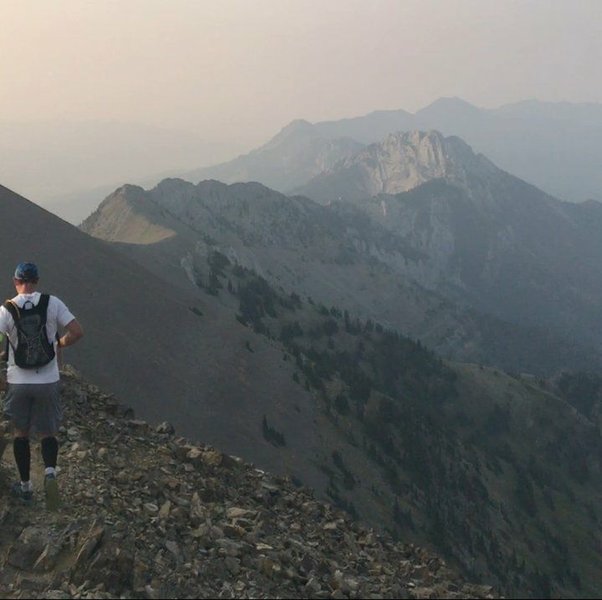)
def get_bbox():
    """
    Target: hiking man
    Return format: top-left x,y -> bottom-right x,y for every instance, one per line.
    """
0,263 -> 83,510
